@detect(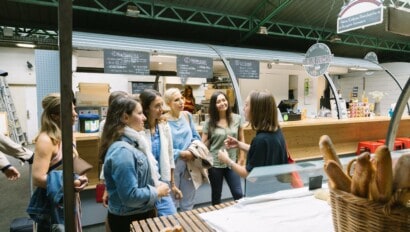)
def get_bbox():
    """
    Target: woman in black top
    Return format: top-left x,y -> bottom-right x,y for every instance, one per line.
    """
218,90 -> 288,177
